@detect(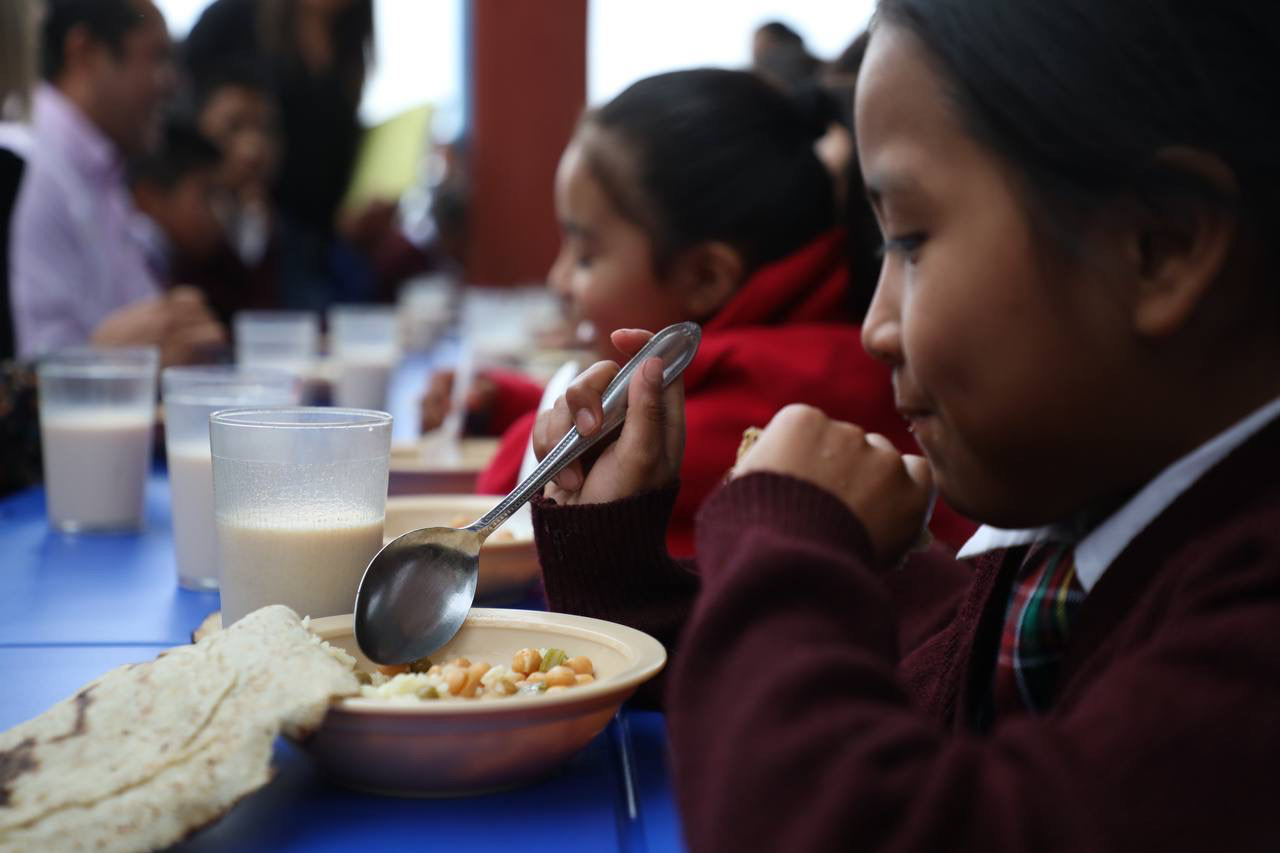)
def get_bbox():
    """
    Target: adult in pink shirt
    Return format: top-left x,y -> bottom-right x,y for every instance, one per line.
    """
10,0 -> 223,363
